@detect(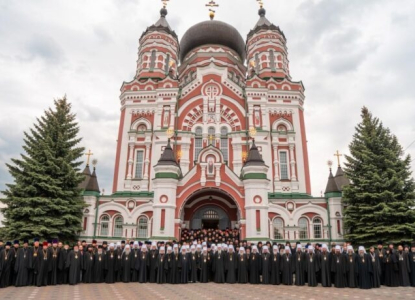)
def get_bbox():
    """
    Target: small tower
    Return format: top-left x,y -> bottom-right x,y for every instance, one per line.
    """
241,140 -> 270,240
136,5 -> 179,80
151,139 -> 181,240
